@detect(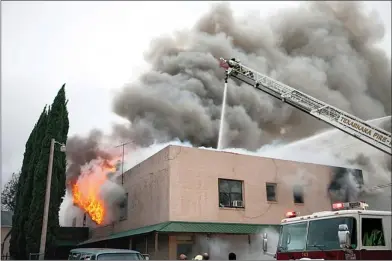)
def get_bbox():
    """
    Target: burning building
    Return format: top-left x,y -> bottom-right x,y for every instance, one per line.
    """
69,145 -> 363,259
